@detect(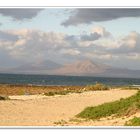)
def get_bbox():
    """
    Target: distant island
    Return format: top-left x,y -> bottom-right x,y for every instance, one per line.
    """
1,59 -> 140,78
